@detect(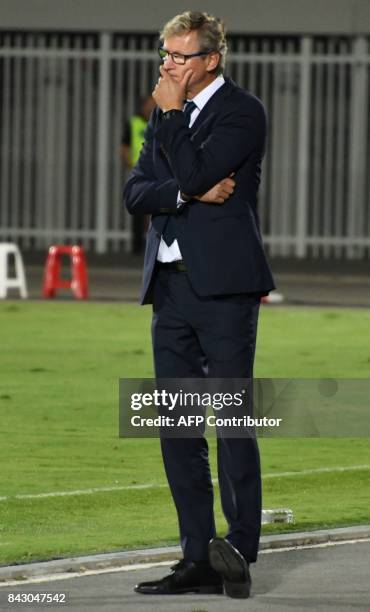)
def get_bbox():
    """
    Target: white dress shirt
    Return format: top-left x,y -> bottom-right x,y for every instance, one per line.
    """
157,75 -> 226,263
